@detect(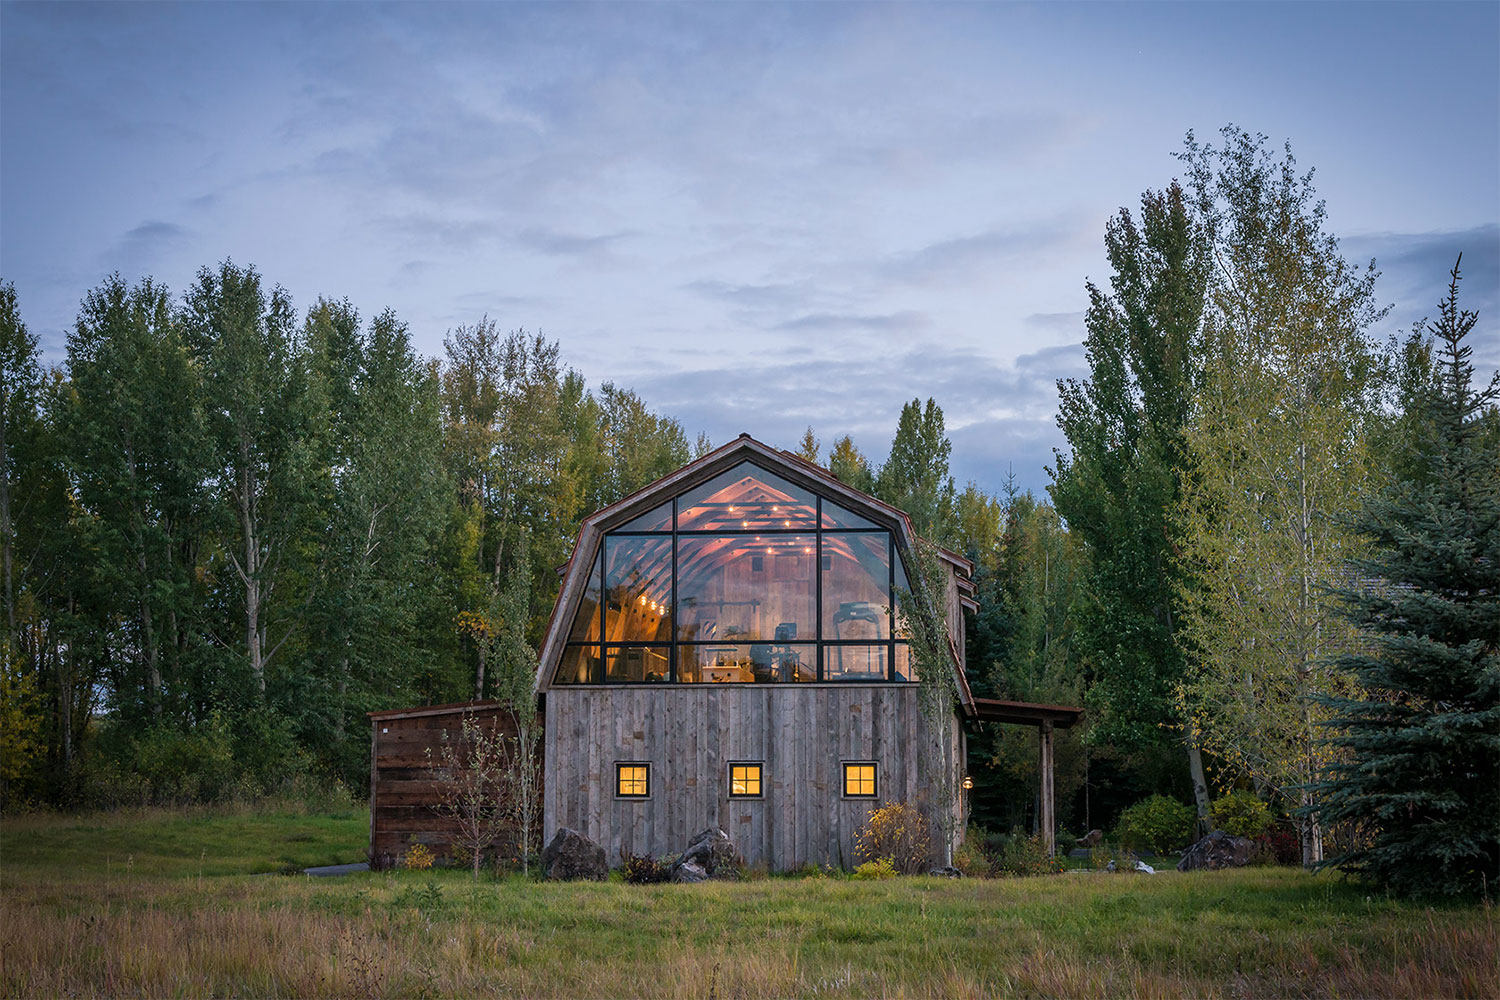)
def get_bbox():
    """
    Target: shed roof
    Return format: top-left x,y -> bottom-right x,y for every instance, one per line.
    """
971,698 -> 1084,728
